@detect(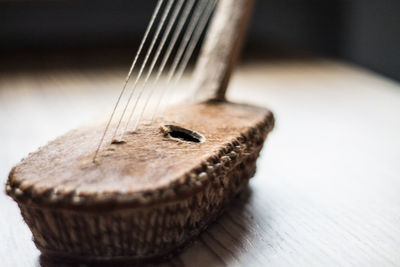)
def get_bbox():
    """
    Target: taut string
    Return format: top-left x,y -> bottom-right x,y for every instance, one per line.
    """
155,0 -> 217,119
93,0 -> 165,162
94,0 -> 218,162
120,0 -> 186,139
149,0 -> 213,122
131,0 -> 197,132
112,0 -> 176,141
